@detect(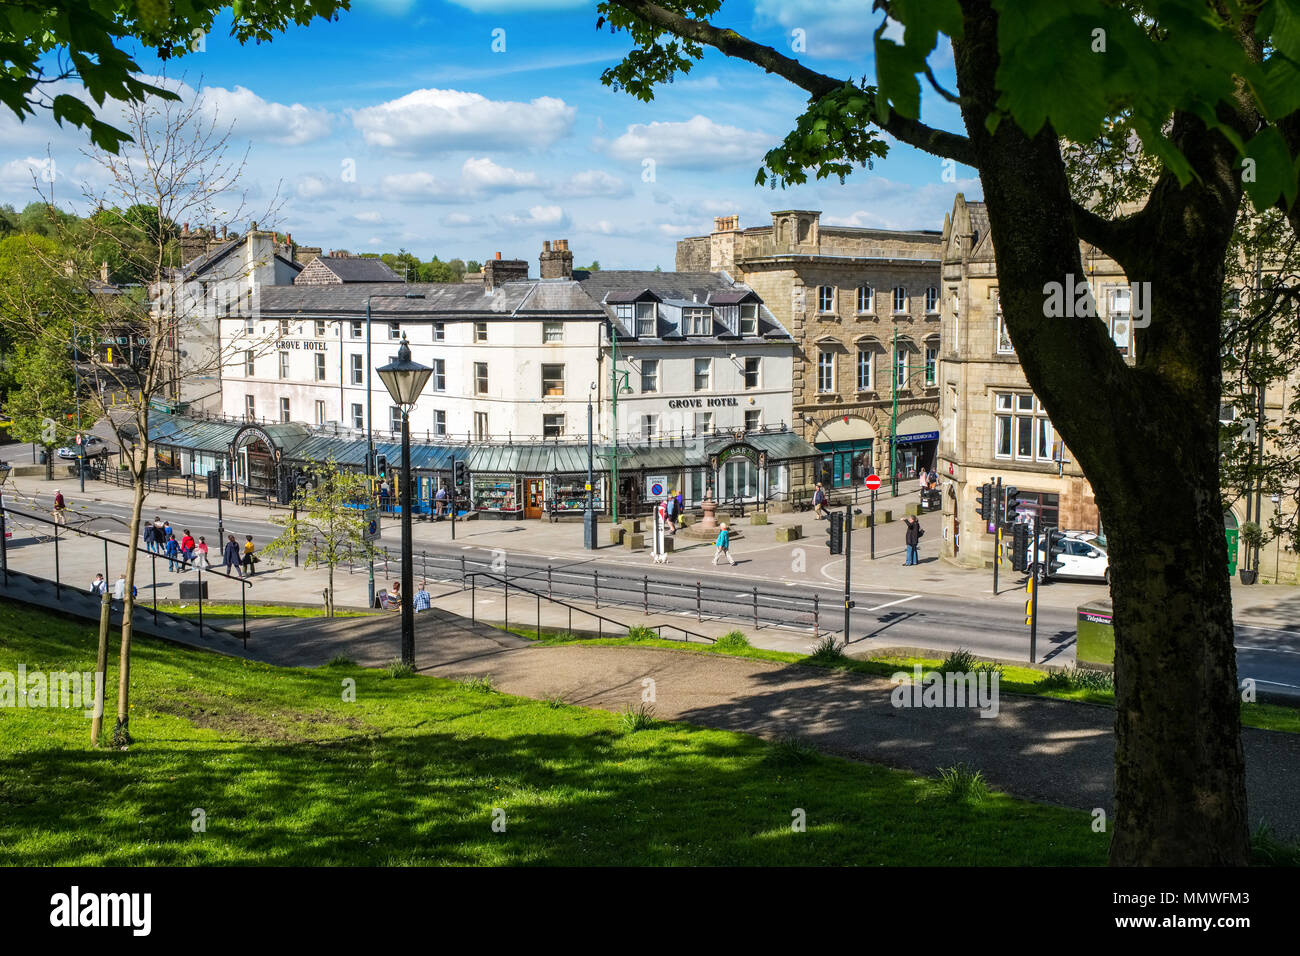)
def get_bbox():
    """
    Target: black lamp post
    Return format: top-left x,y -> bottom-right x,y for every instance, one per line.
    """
377,337 -> 433,666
